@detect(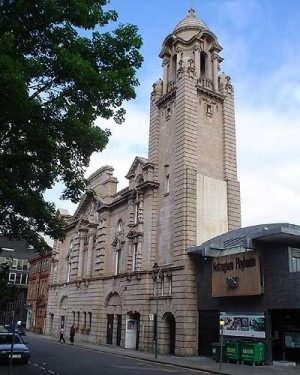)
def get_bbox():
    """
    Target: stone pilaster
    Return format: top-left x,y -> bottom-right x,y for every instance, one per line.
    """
173,69 -> 198,263
148,80 -> 162,180
171,68 -> 198,355
221,76 -> 241,230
